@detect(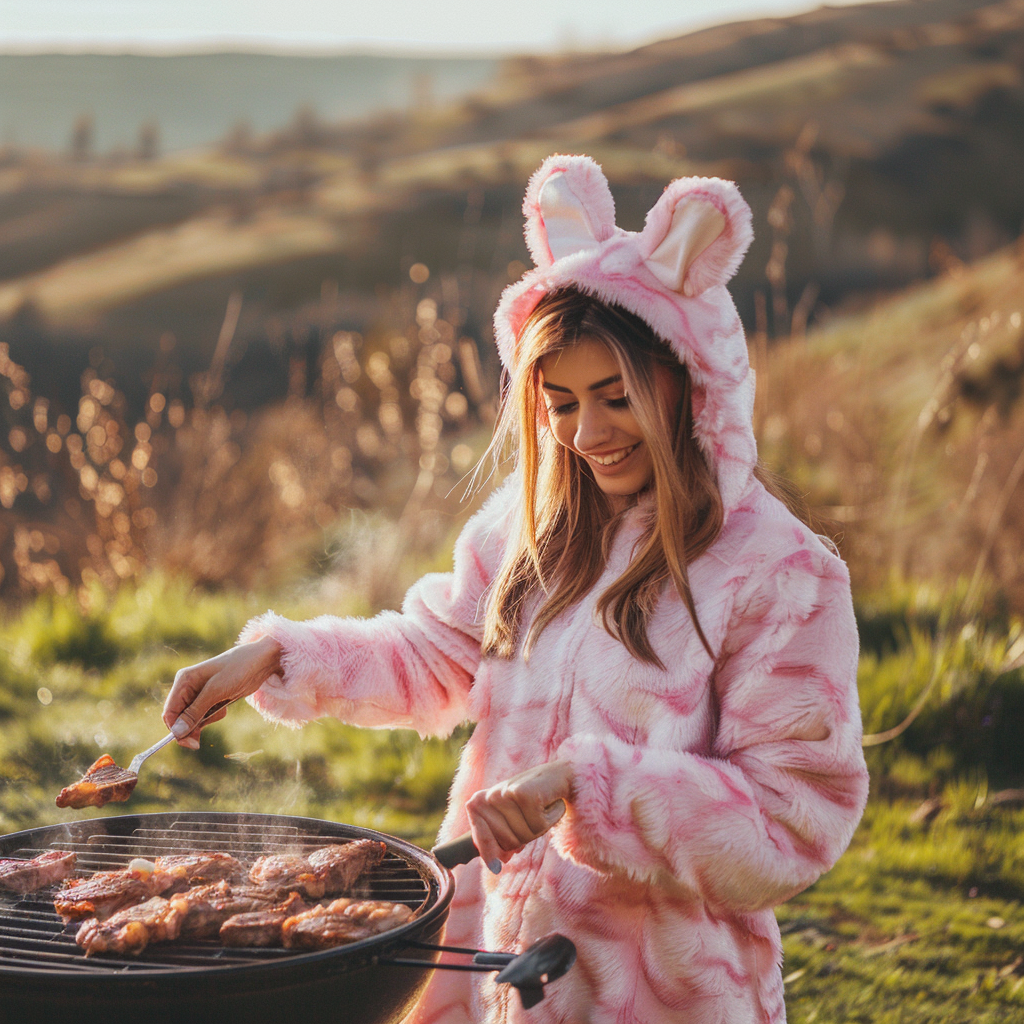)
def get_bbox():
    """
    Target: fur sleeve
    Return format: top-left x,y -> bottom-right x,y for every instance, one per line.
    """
240,478 -> 517,739
553,547 -> 869,912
